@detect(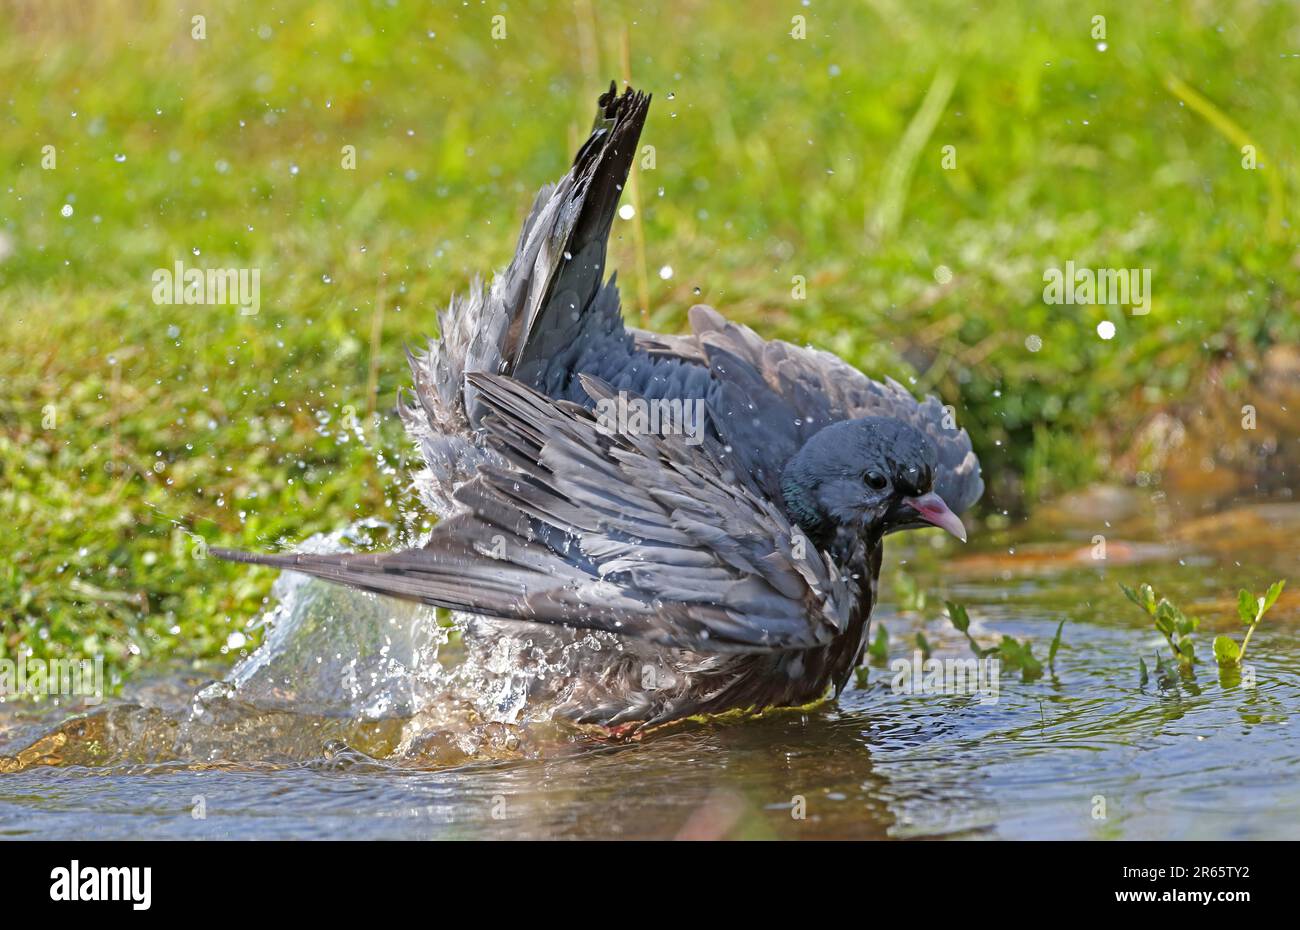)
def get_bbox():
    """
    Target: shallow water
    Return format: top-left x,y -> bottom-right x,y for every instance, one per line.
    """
2,493 -> 1296,839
